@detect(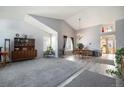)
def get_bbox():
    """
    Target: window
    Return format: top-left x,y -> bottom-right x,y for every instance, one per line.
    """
43,36 -> 50,51
101,25 -> 113,33
65,37 -> 73,51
